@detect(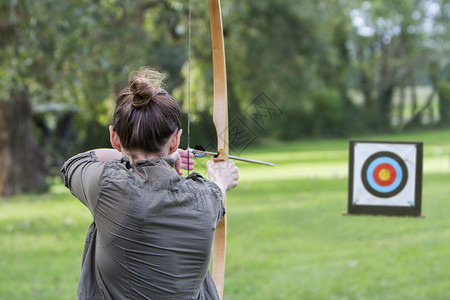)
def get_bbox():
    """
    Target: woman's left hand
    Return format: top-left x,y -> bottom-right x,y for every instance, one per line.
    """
172,149 -> 195,175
